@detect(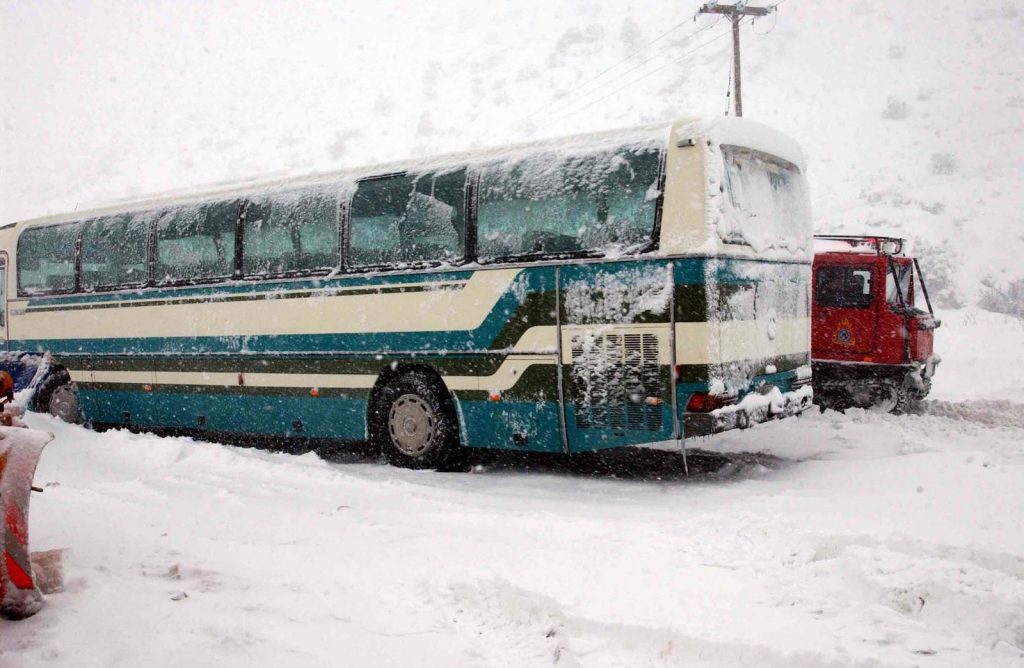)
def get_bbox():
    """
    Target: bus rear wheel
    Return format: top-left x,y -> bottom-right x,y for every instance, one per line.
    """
33,369 -> 83,424
48,384 -> 83,424
372,370 -> 463,470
